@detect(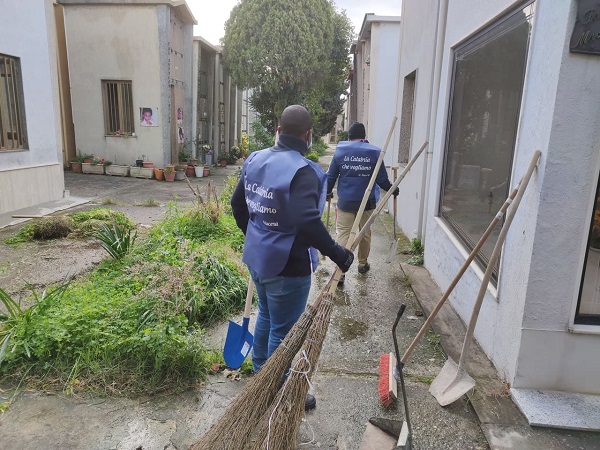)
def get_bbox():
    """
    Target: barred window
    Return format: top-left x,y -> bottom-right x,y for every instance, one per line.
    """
0,54 -> 27,150
102,80 -> 134,135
